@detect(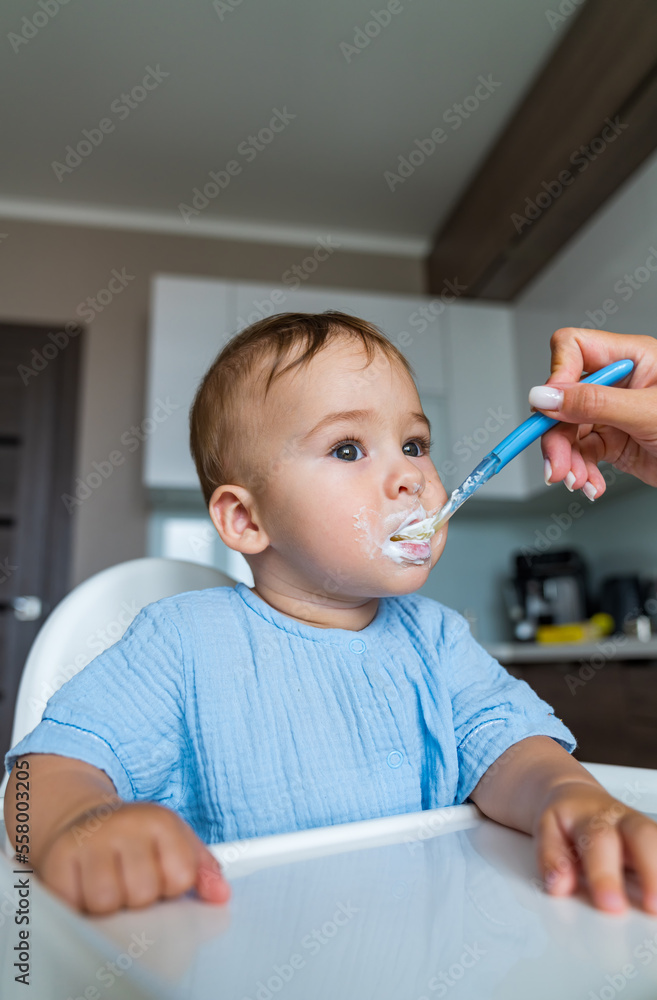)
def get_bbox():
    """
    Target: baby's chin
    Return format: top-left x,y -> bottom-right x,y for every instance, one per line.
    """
359,552 -> 438,598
